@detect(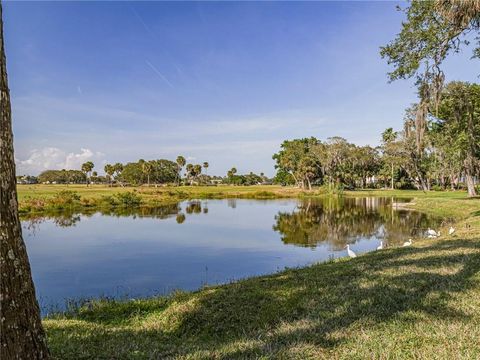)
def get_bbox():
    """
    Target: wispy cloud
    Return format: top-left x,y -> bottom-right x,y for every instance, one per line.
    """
130,6 -> 155,37
145,60 -> 174,88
